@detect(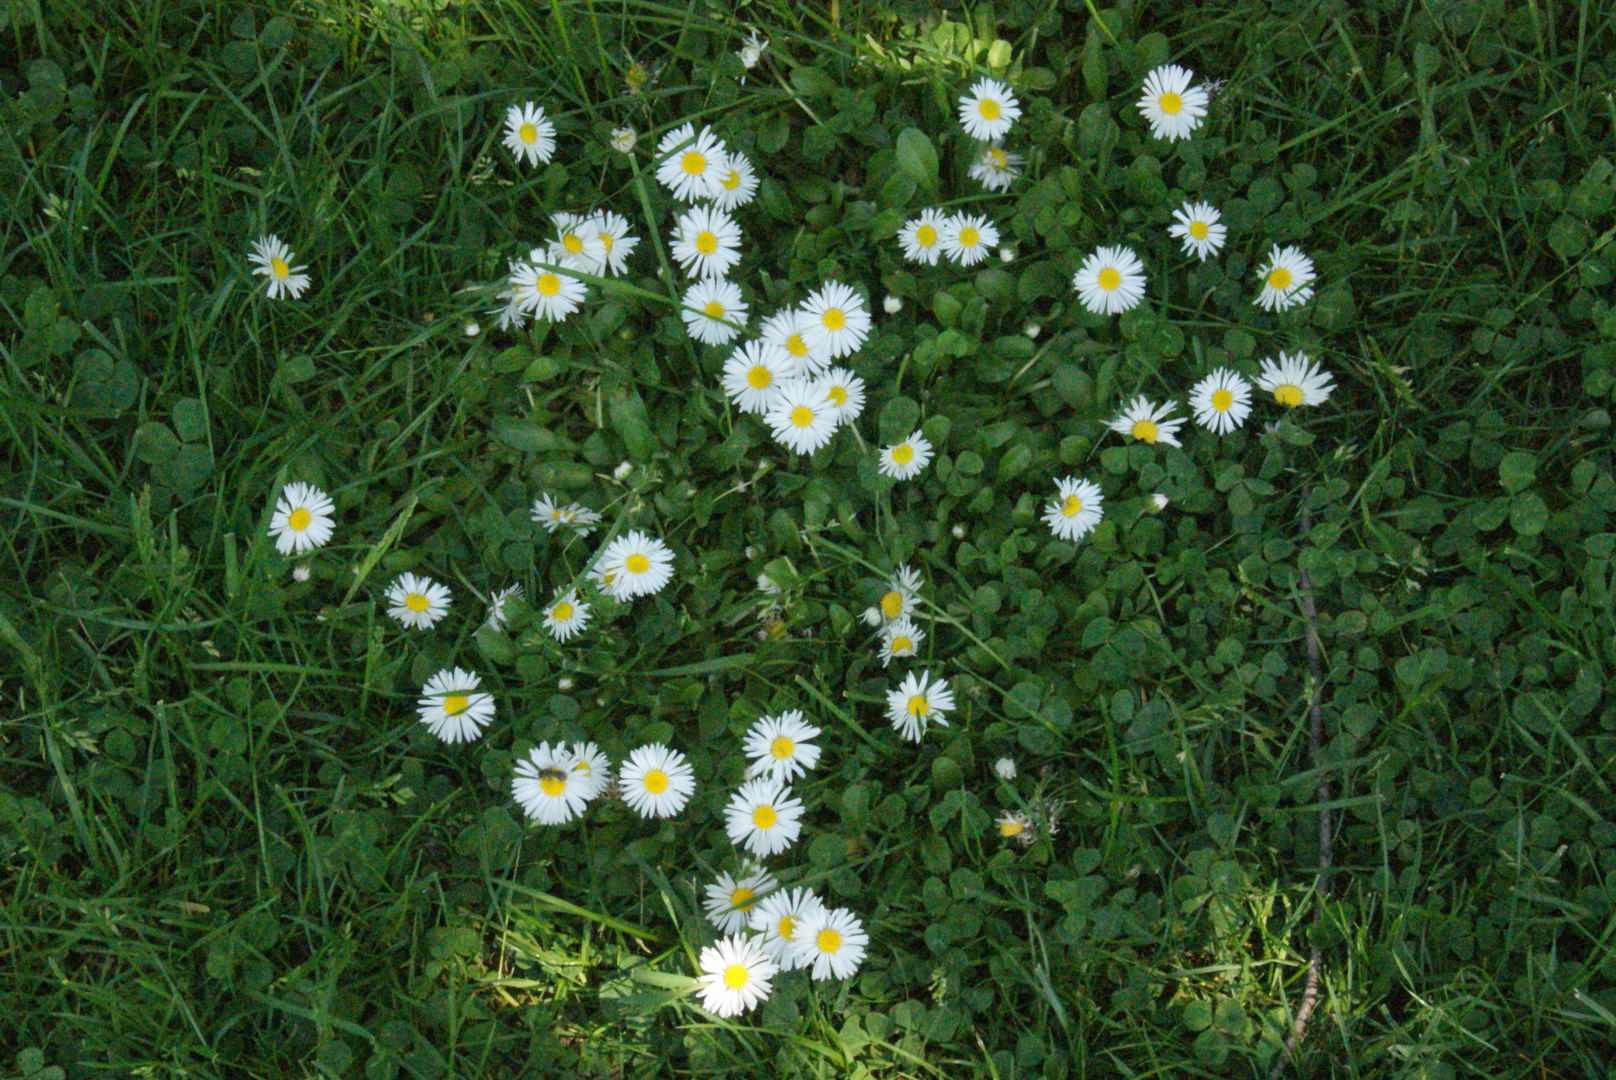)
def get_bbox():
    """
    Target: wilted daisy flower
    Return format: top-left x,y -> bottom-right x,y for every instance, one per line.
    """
1044,476 -> 1104,542
530,494 -> 601,536
993,757 -> 1017,780
593,531 -> 675,601
791,907 -> 868,981
1073,245 -> 1146,316
681,278 -> 748,345
764,380 -> 838,455
722,340 -> 793,414
386,573 -> 451,630
609,126 -> 636,153
697,933 -> 776,1018
491,285 -> 528,332
1108,395 -> 1185,447
513,743 -> 590,824
757,571 -> 782,596
800,280 -> 871,360
655,122 -> 727,202
750,887 -> 826,969
586,211 -> 640,276
542,589 -> 590,641
886,670 -> 955,742
878,618 -> 924,668
710,150 -> 759,211
503,102 -> 556,167
878,431 -> 933,481
671,204 -> 742,279
760,308 -> 829,377
1169,201 -> 1226,261
898,210 -> 946,266
1256,351 -> 1335,407
248,235 -> 311,300
268,481 -> 334,555
1189,368 -> 1253,434
417,668 -> 495,744
619,742 -> 695,818
484,583 -> 523,630
815,367 -> 866,424
969,144 -> 1023,192
997,810 -> 1034,841
1254,245 -> 1317,311
510,259 -> 587,322
940,213 -> 998,266
877,564 -> 922,622
958,77 -> 1021,141
737,30 -> 768,69
742,710 -> 822,782
725,776 -> 805,857
703,865 -> 778,935
1137,64 -> 1209,141
565,742 -> 613,801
